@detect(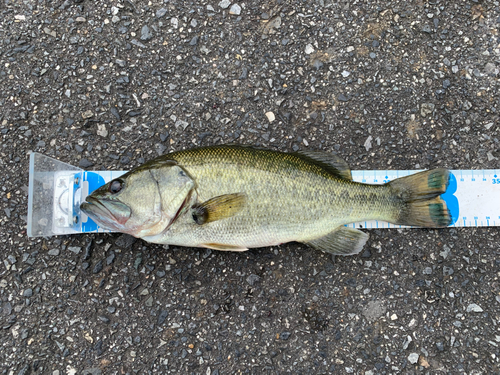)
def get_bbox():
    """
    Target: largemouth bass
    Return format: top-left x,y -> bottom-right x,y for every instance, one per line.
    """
80,145 -> 451,255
